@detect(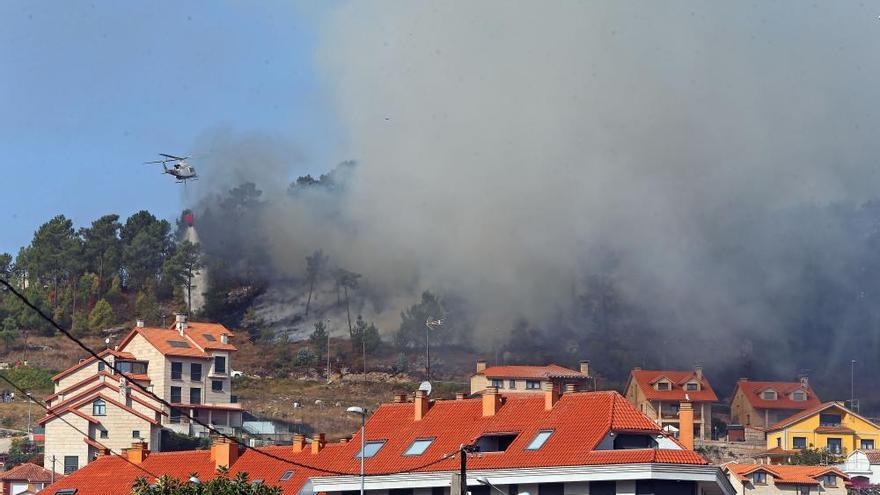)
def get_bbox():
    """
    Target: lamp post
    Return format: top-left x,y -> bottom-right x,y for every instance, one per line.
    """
476,478 -> 508,495
347,406 -> 368,495
425,318 -> 443,380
